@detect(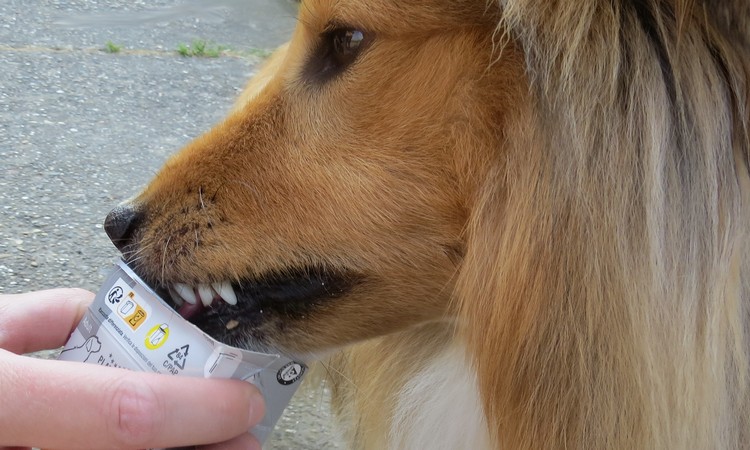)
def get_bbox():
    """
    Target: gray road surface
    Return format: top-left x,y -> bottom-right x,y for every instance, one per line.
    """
0,1 -> 343,448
